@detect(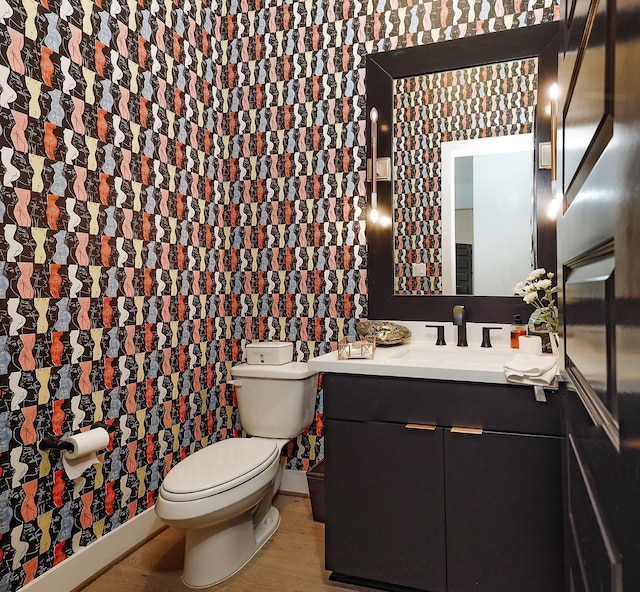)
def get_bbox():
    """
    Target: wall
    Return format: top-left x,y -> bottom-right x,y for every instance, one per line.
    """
0,0 -> 556,590
473,149 -> 533,295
